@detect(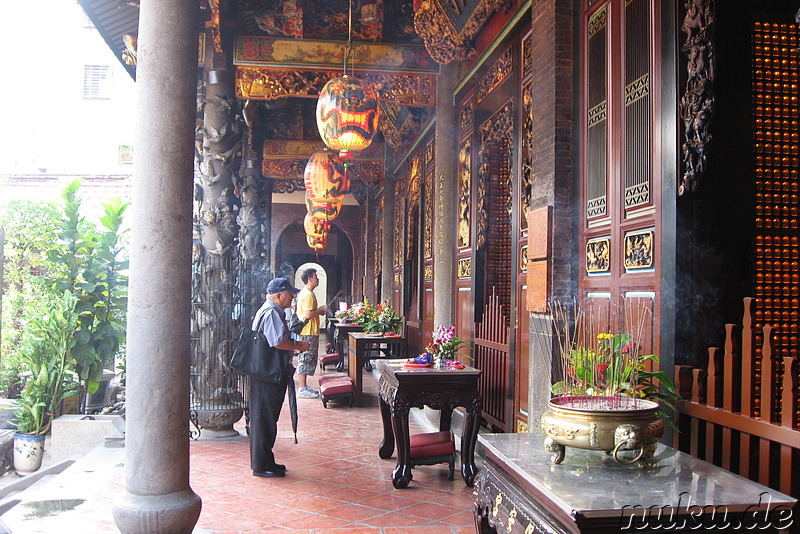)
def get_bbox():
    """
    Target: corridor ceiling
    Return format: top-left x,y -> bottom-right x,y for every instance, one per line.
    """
77,0 -> 511,198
